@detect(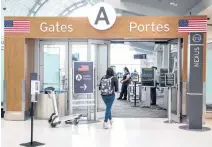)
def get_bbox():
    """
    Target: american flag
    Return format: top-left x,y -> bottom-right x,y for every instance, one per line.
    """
178,19 -> 207,32
78,65 -> 89,72
4,20 -> 30,33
